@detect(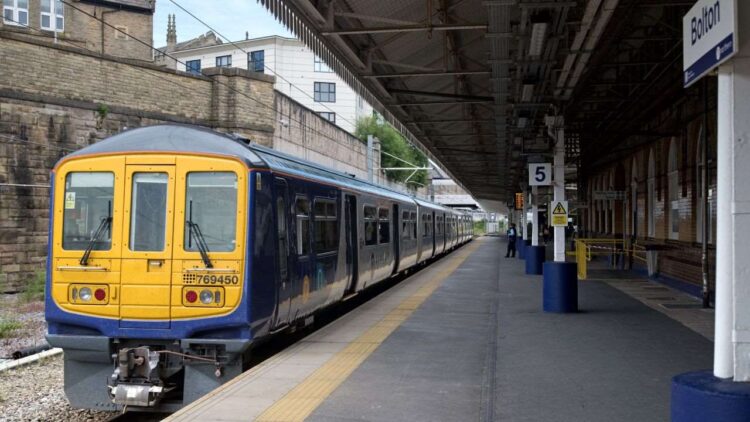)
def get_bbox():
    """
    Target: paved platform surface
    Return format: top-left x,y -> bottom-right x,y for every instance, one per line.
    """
166,237 -> 713,422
